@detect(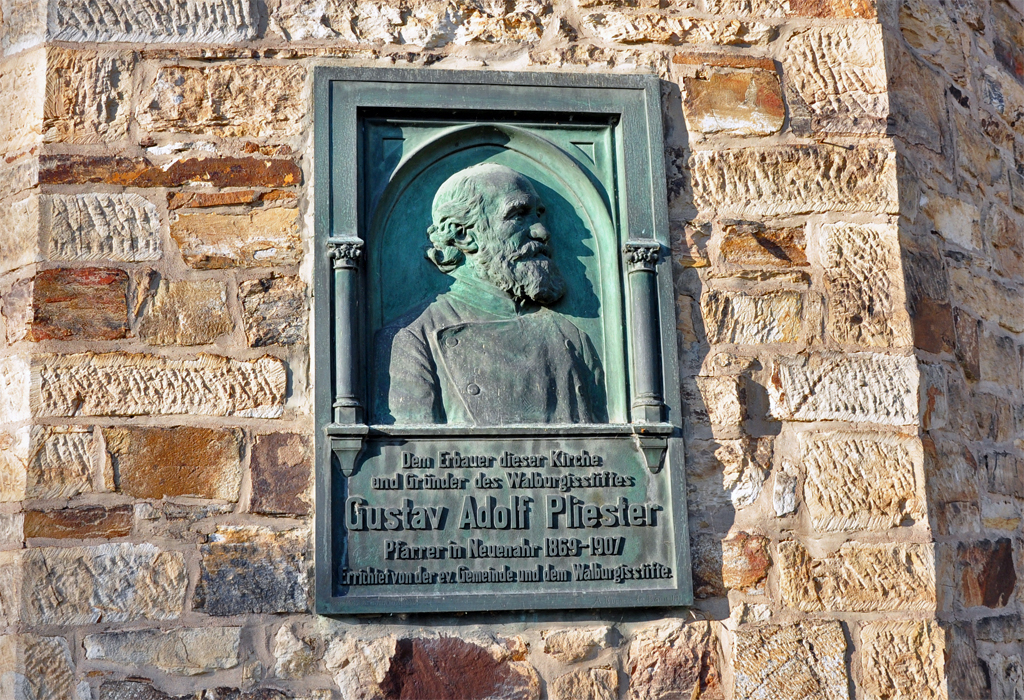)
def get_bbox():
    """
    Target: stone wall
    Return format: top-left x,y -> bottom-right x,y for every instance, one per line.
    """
0,0 -> 1018,698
